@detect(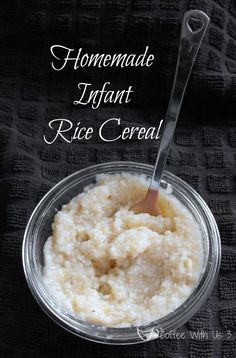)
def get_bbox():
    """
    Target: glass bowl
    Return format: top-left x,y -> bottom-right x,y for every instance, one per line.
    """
22,161 -> 221,344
